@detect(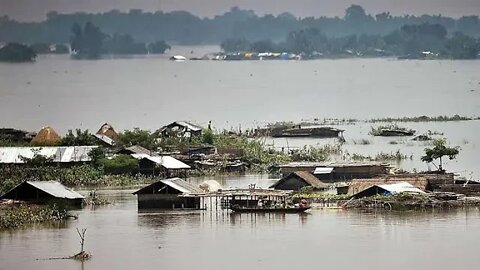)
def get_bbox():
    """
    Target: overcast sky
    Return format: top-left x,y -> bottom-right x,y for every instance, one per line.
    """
1,0 -> 479,22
